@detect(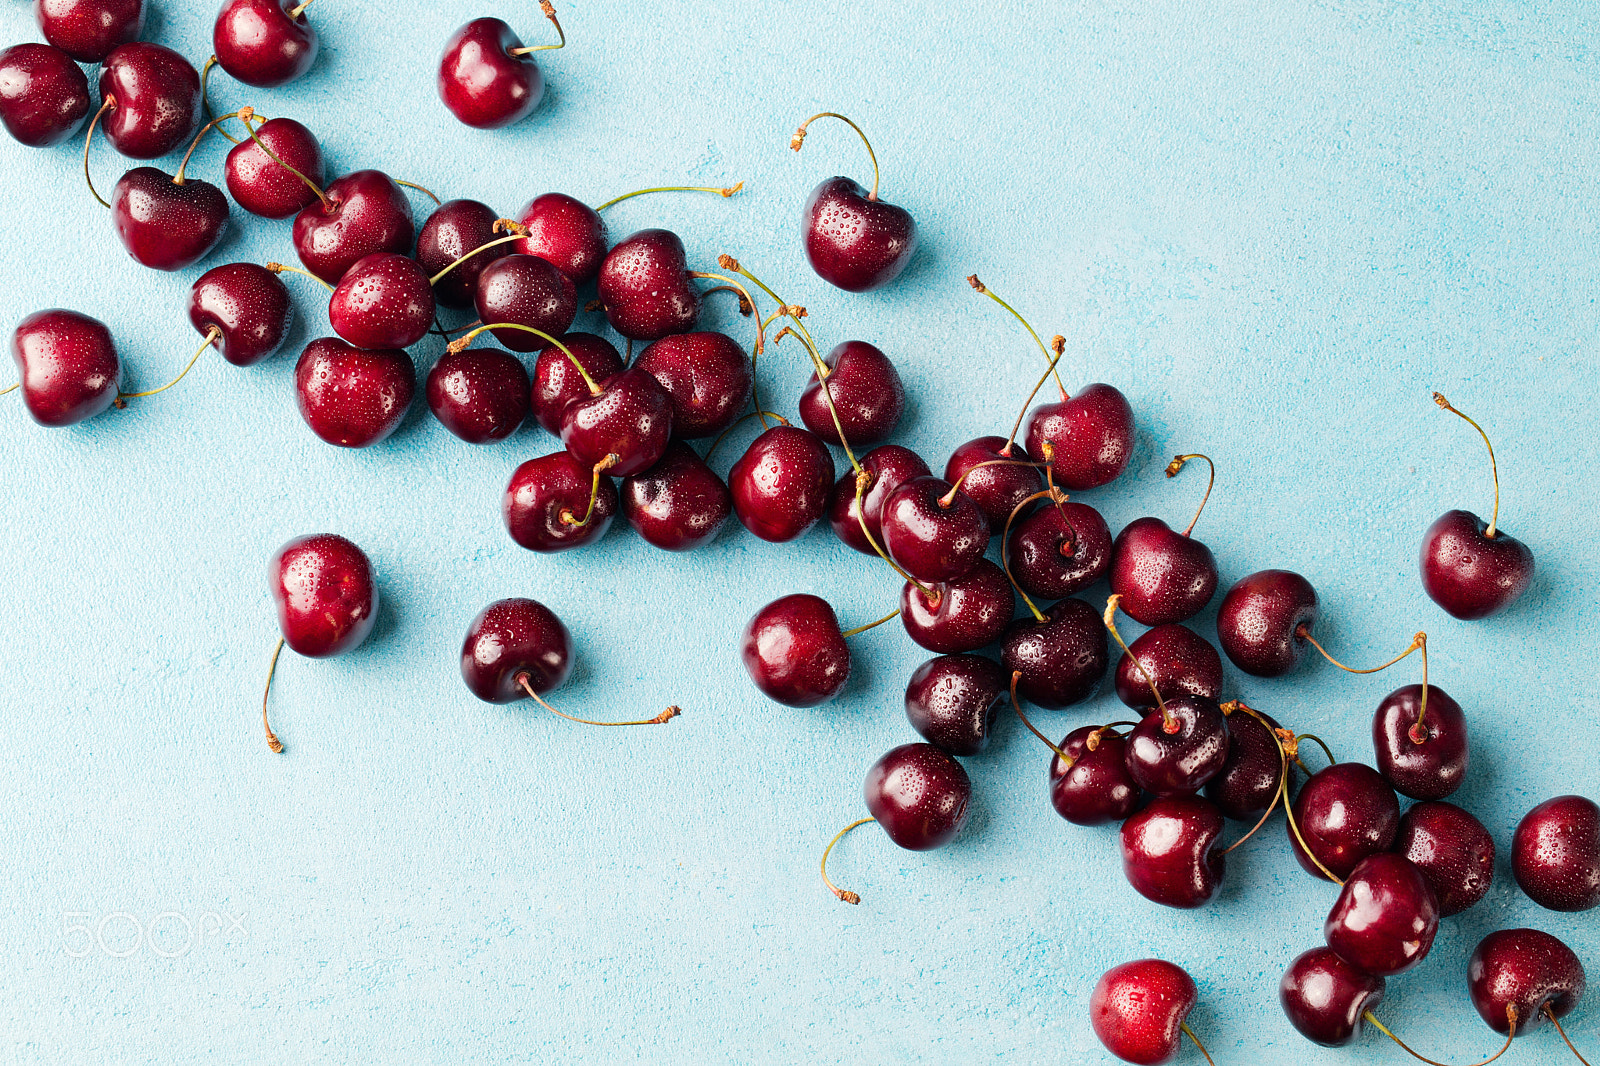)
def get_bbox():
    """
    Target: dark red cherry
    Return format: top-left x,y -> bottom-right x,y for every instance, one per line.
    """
1006,499 -> 1112,600
740,593 -> 849,707
798,340 -> 904,446
1372,684 -> 1468,800
899,559 -> 1014,654
880,476 -> 988,585
97,43 -> 199,159
597,229 -> 701,341
213,0 -> 318,88
416,198 -> 504,310
459,597 -> 570,703
0,43 -> 90,147
1124,696 -> 1230,797
1324,853 -> 1439,977
620,440 -> 731,551
292,169 -> 414,284
1397,801 -> 1495,917
904,654 -> 1004,757
1120,794 -> 1225,909
35,0 -> 144,64
801,175 -> 916,293
1468,928 -> 1586,1035
1279,946 -> 1385,1048
294,338 -> 414,448
110,167 -> 228,271
513,192 -> 605,285
11,309 -> 120,427
1216,569 -> 1319,677
438,17 -> 542,130
1024,383 -> 1135,491
1512,795 -> 1600,912
224,116 -> 324,219
1114,624 -> 1223,708
1109,517 -> 1218,626
188,262 -> 292,366
1000,598 -> 1109,710
829,444 -> 930,555
530,332 -> 622,435
327,253 -> 435,350
1420,509 -> 1534,621
864,743 -> 970,849
1051,726 -> 1140,826
633,331 -> 753,439
503,450 -> 616,552
1288,762 -> 1399,882
425,346 -> 529,444
559,366 -> 673,476
1205,708 -> 1287,821
474,253 -> 577,352
270,533 -> 376,657
1090,959 -> 1198,1066
944,437 -> 1044,536
728,425 -> 834,542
